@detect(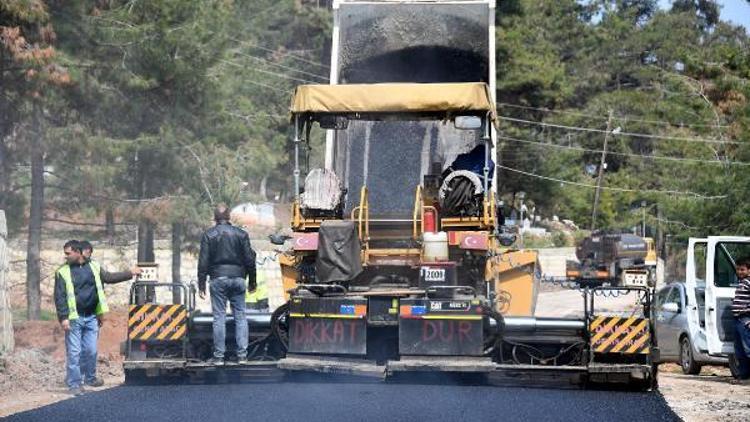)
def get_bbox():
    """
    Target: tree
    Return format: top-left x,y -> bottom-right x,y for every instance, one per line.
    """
1,1 -> 73,319
495,0 -> 750,237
